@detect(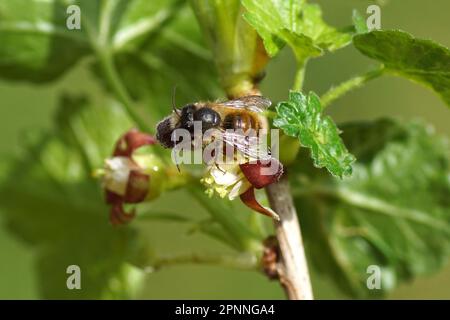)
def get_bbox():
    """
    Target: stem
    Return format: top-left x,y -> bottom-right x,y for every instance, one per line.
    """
266,175 -> 314,300
321,66 -> 385,108
146,252 -> 259,272
293,62 -> 306,92
263,58 -> 312,300
98,0 -> 116,46
190,0 -> 312,300
89,0 -> 151,132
